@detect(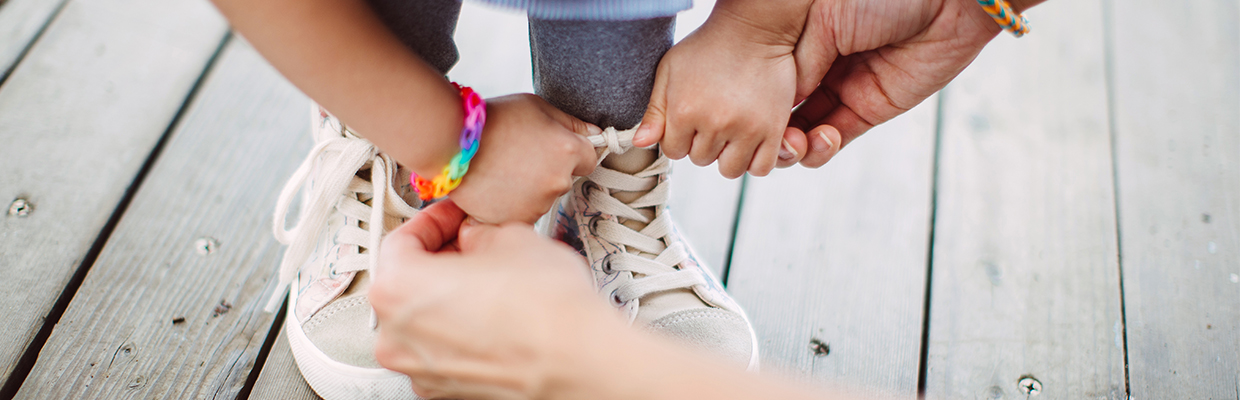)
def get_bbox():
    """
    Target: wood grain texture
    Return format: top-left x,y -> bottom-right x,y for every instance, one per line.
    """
725,99 -> 937,398
16,38 -> 309,399
251,329 -> 320,400
923,2 -> 1127,399
667,160 -> 742,278
0,0 -> 68,79
1110,0 -> 1240,397
0,0 -> 226,386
